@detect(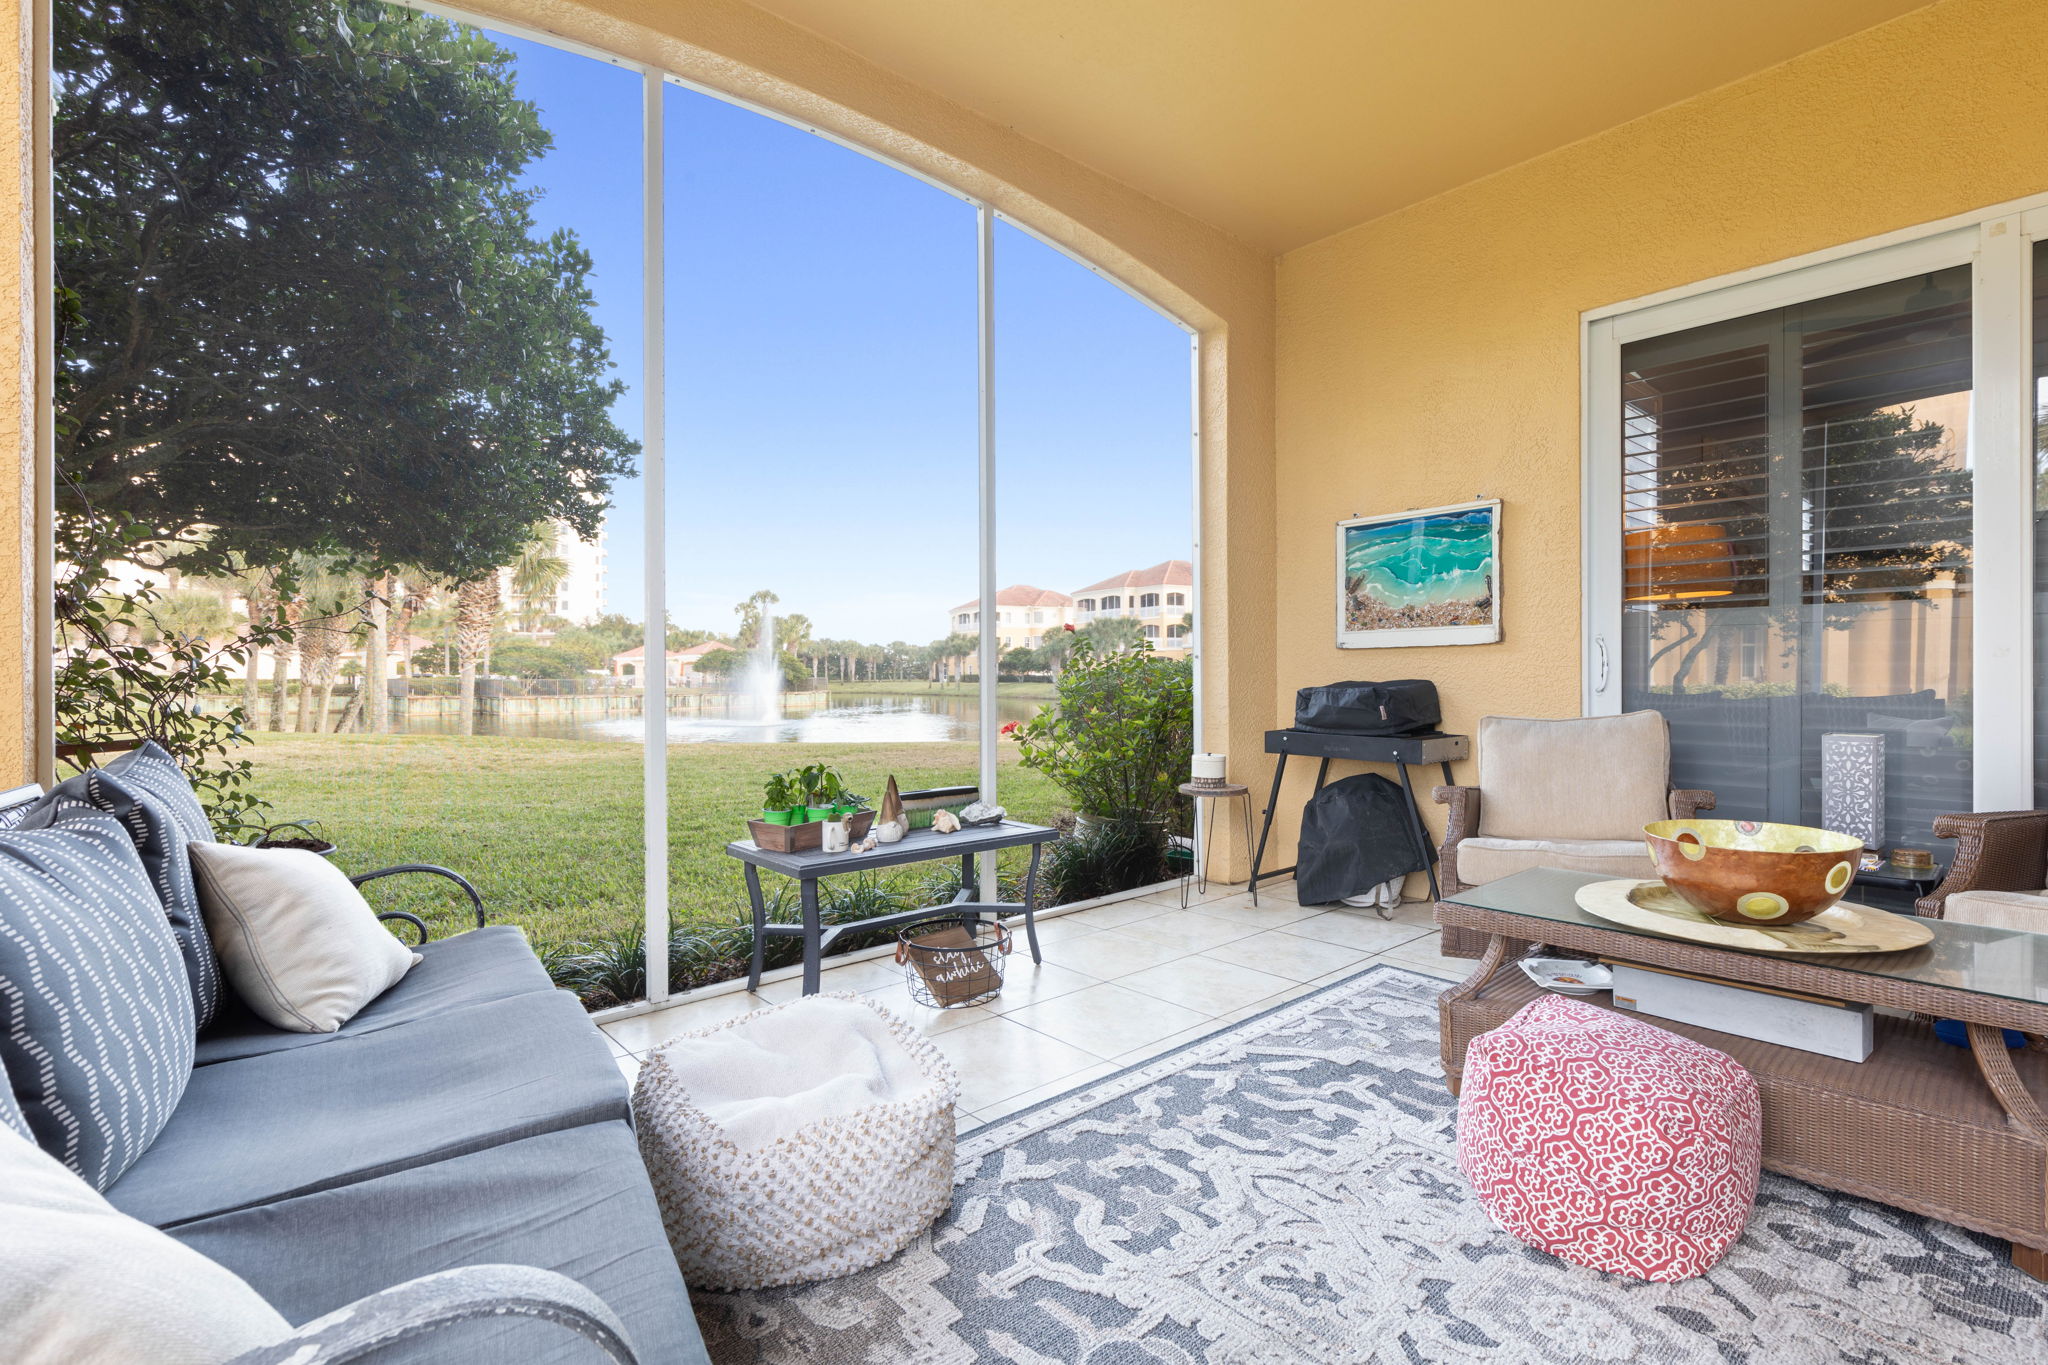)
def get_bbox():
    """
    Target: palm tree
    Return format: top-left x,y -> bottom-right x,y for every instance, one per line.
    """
734,589 -> 780,649
141,589 -> 237,647
928,632 -> 978,683
1040,627 -> 1076,678
777,612 -> 815,675
1081,615 -> 1148,654
291,562 -> 362,733
509,523 -> 570,634
454,575 -> 501,736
